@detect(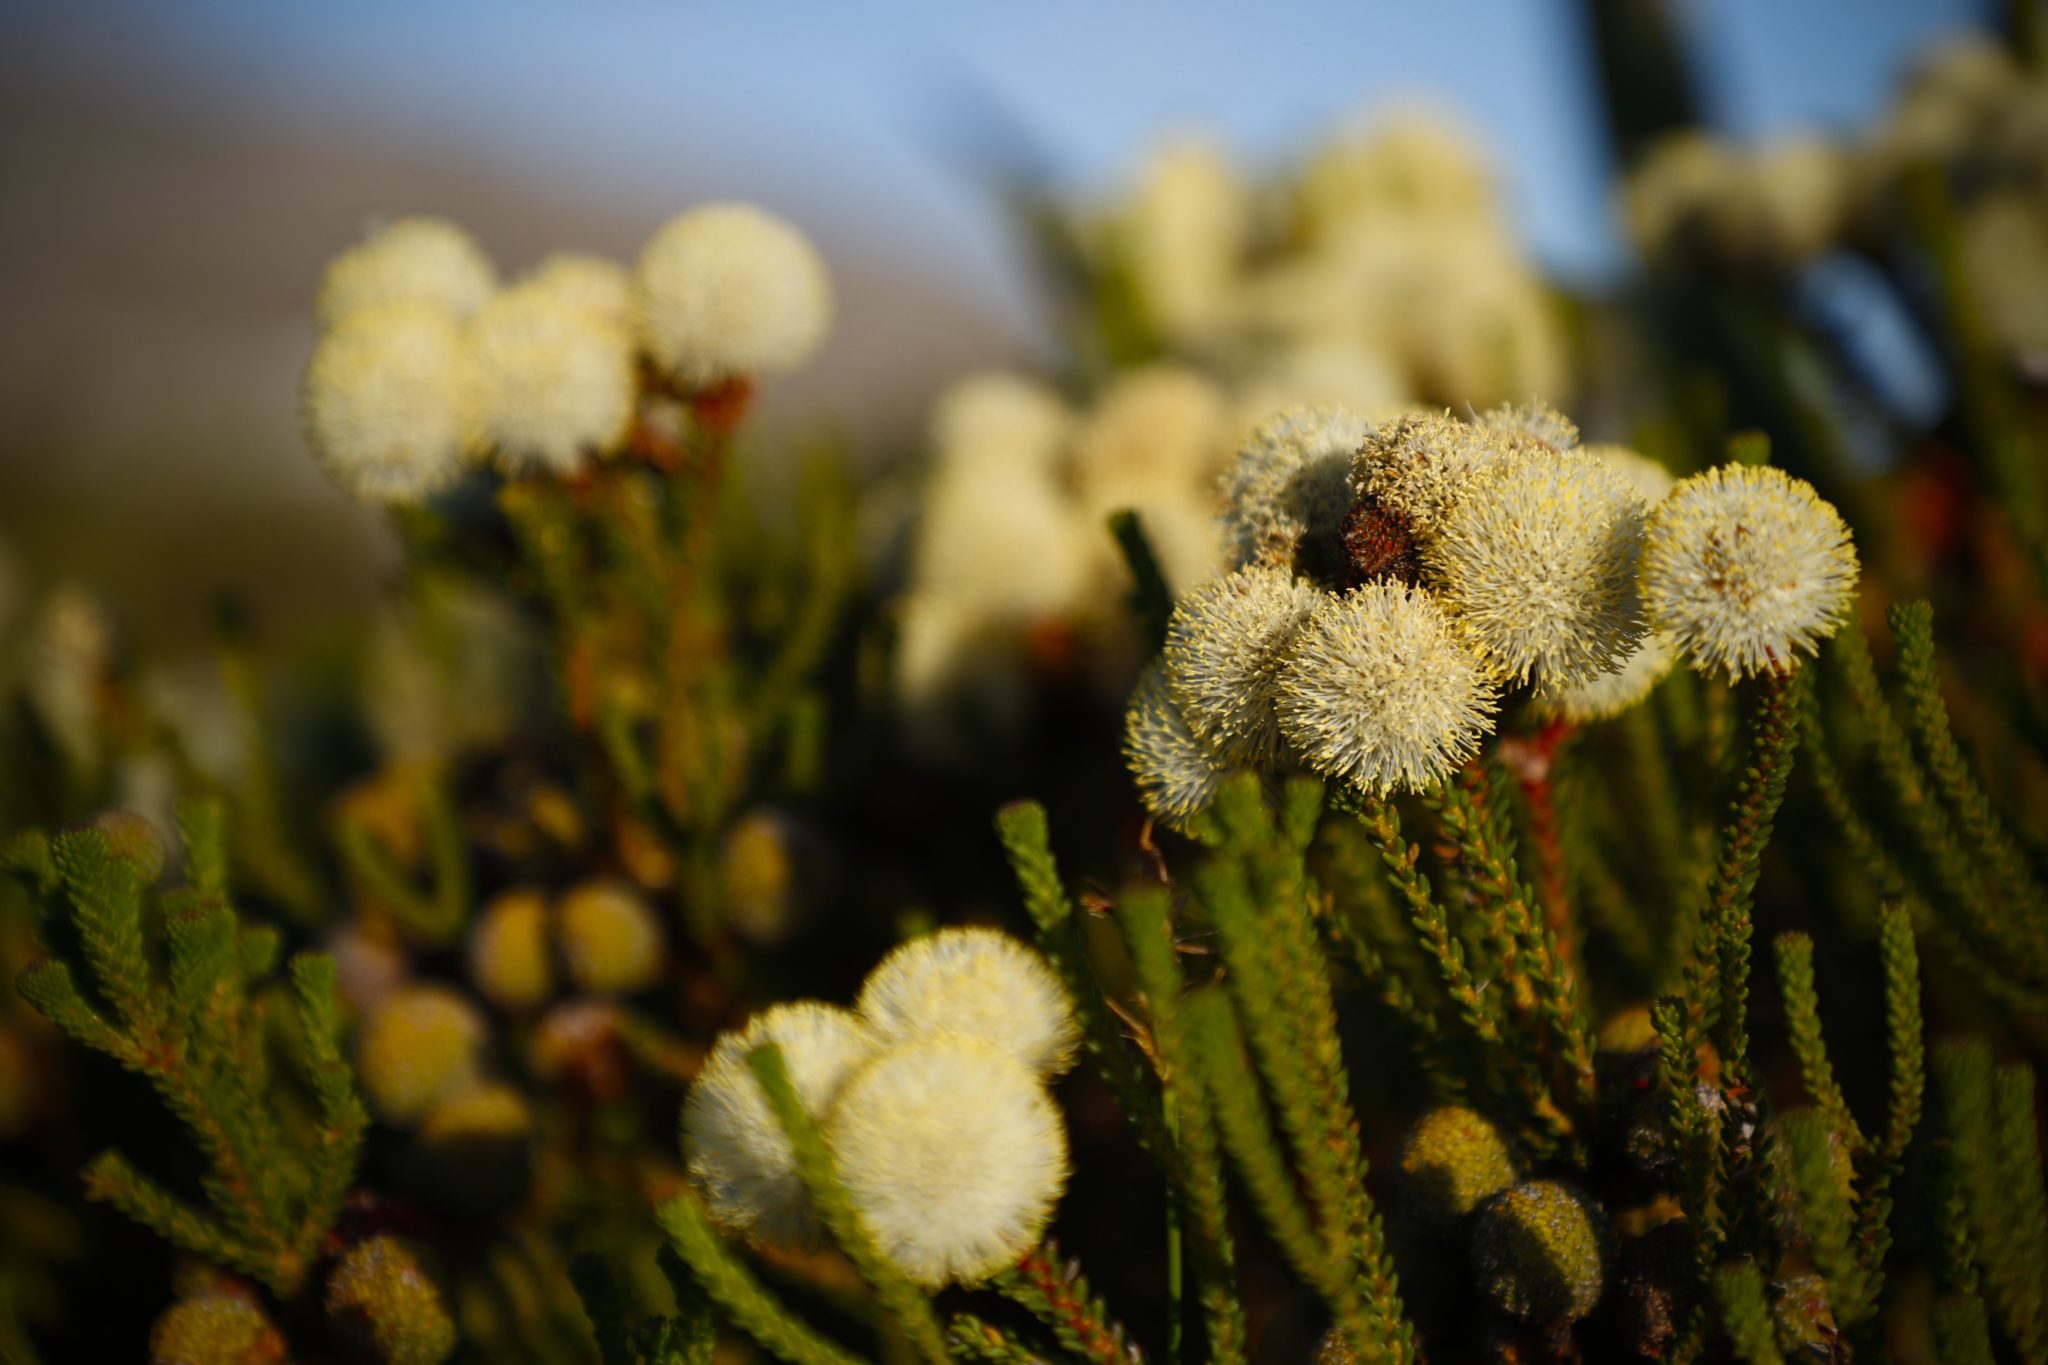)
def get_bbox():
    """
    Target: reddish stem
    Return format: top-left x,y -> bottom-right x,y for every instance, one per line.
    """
1500,720 -> 1579,962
